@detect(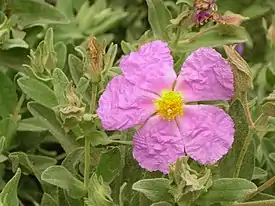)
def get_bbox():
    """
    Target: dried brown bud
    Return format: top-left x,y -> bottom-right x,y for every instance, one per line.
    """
88,37 -> 104,81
